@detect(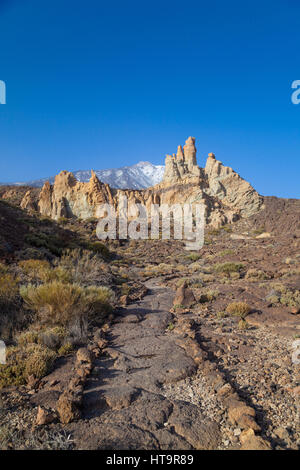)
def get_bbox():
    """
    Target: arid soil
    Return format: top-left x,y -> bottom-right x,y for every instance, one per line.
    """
0,196 -> 299,450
